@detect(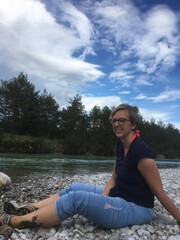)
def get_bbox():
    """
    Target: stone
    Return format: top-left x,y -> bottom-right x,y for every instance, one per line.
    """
146,225 -> 155,233
137,229 -> 151,237
0,226 -> 12,239
58,229 -> 69,238
0,169 -> 179,240
10,232 -> 19,240
0,173 -> 11,189
168,236 -> 180,240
